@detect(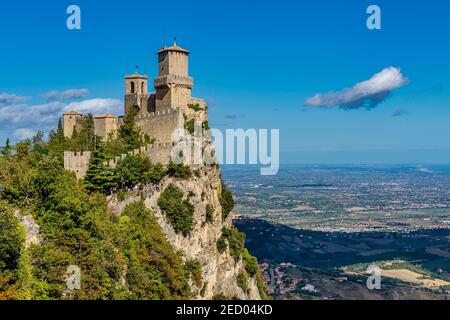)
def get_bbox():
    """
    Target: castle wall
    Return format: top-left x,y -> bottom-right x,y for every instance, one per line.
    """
94,117 -> 119,140
125,93 -> 156,115
155,86 -> 171,111
135,108 -> 184,143
104,142 -> 174,168
64,151 -> 91,180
